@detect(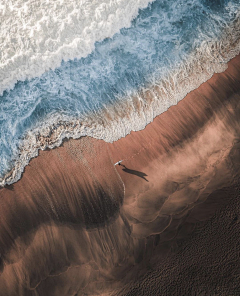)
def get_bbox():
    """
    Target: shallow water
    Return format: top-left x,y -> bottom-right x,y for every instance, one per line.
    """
0,0 -> 240,185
